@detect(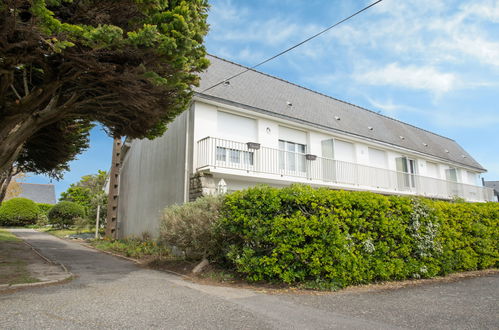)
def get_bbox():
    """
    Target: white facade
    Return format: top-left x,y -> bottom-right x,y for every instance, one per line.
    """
191,99 -> 492,202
